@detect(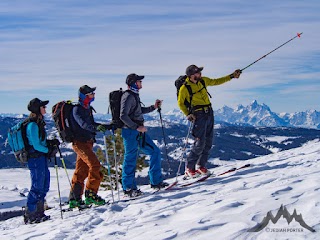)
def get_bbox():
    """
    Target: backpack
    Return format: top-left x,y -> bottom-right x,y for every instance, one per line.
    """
109,88 -> 139,129
52,101 -> 76,143
175,75 -> 211,113
7,118 -> 32,163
